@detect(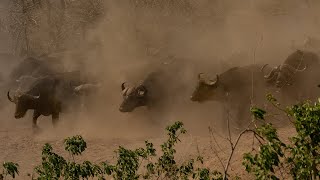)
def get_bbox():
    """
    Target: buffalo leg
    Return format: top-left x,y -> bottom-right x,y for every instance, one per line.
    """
52,113 -> 59,128
32,111 -> 41,129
